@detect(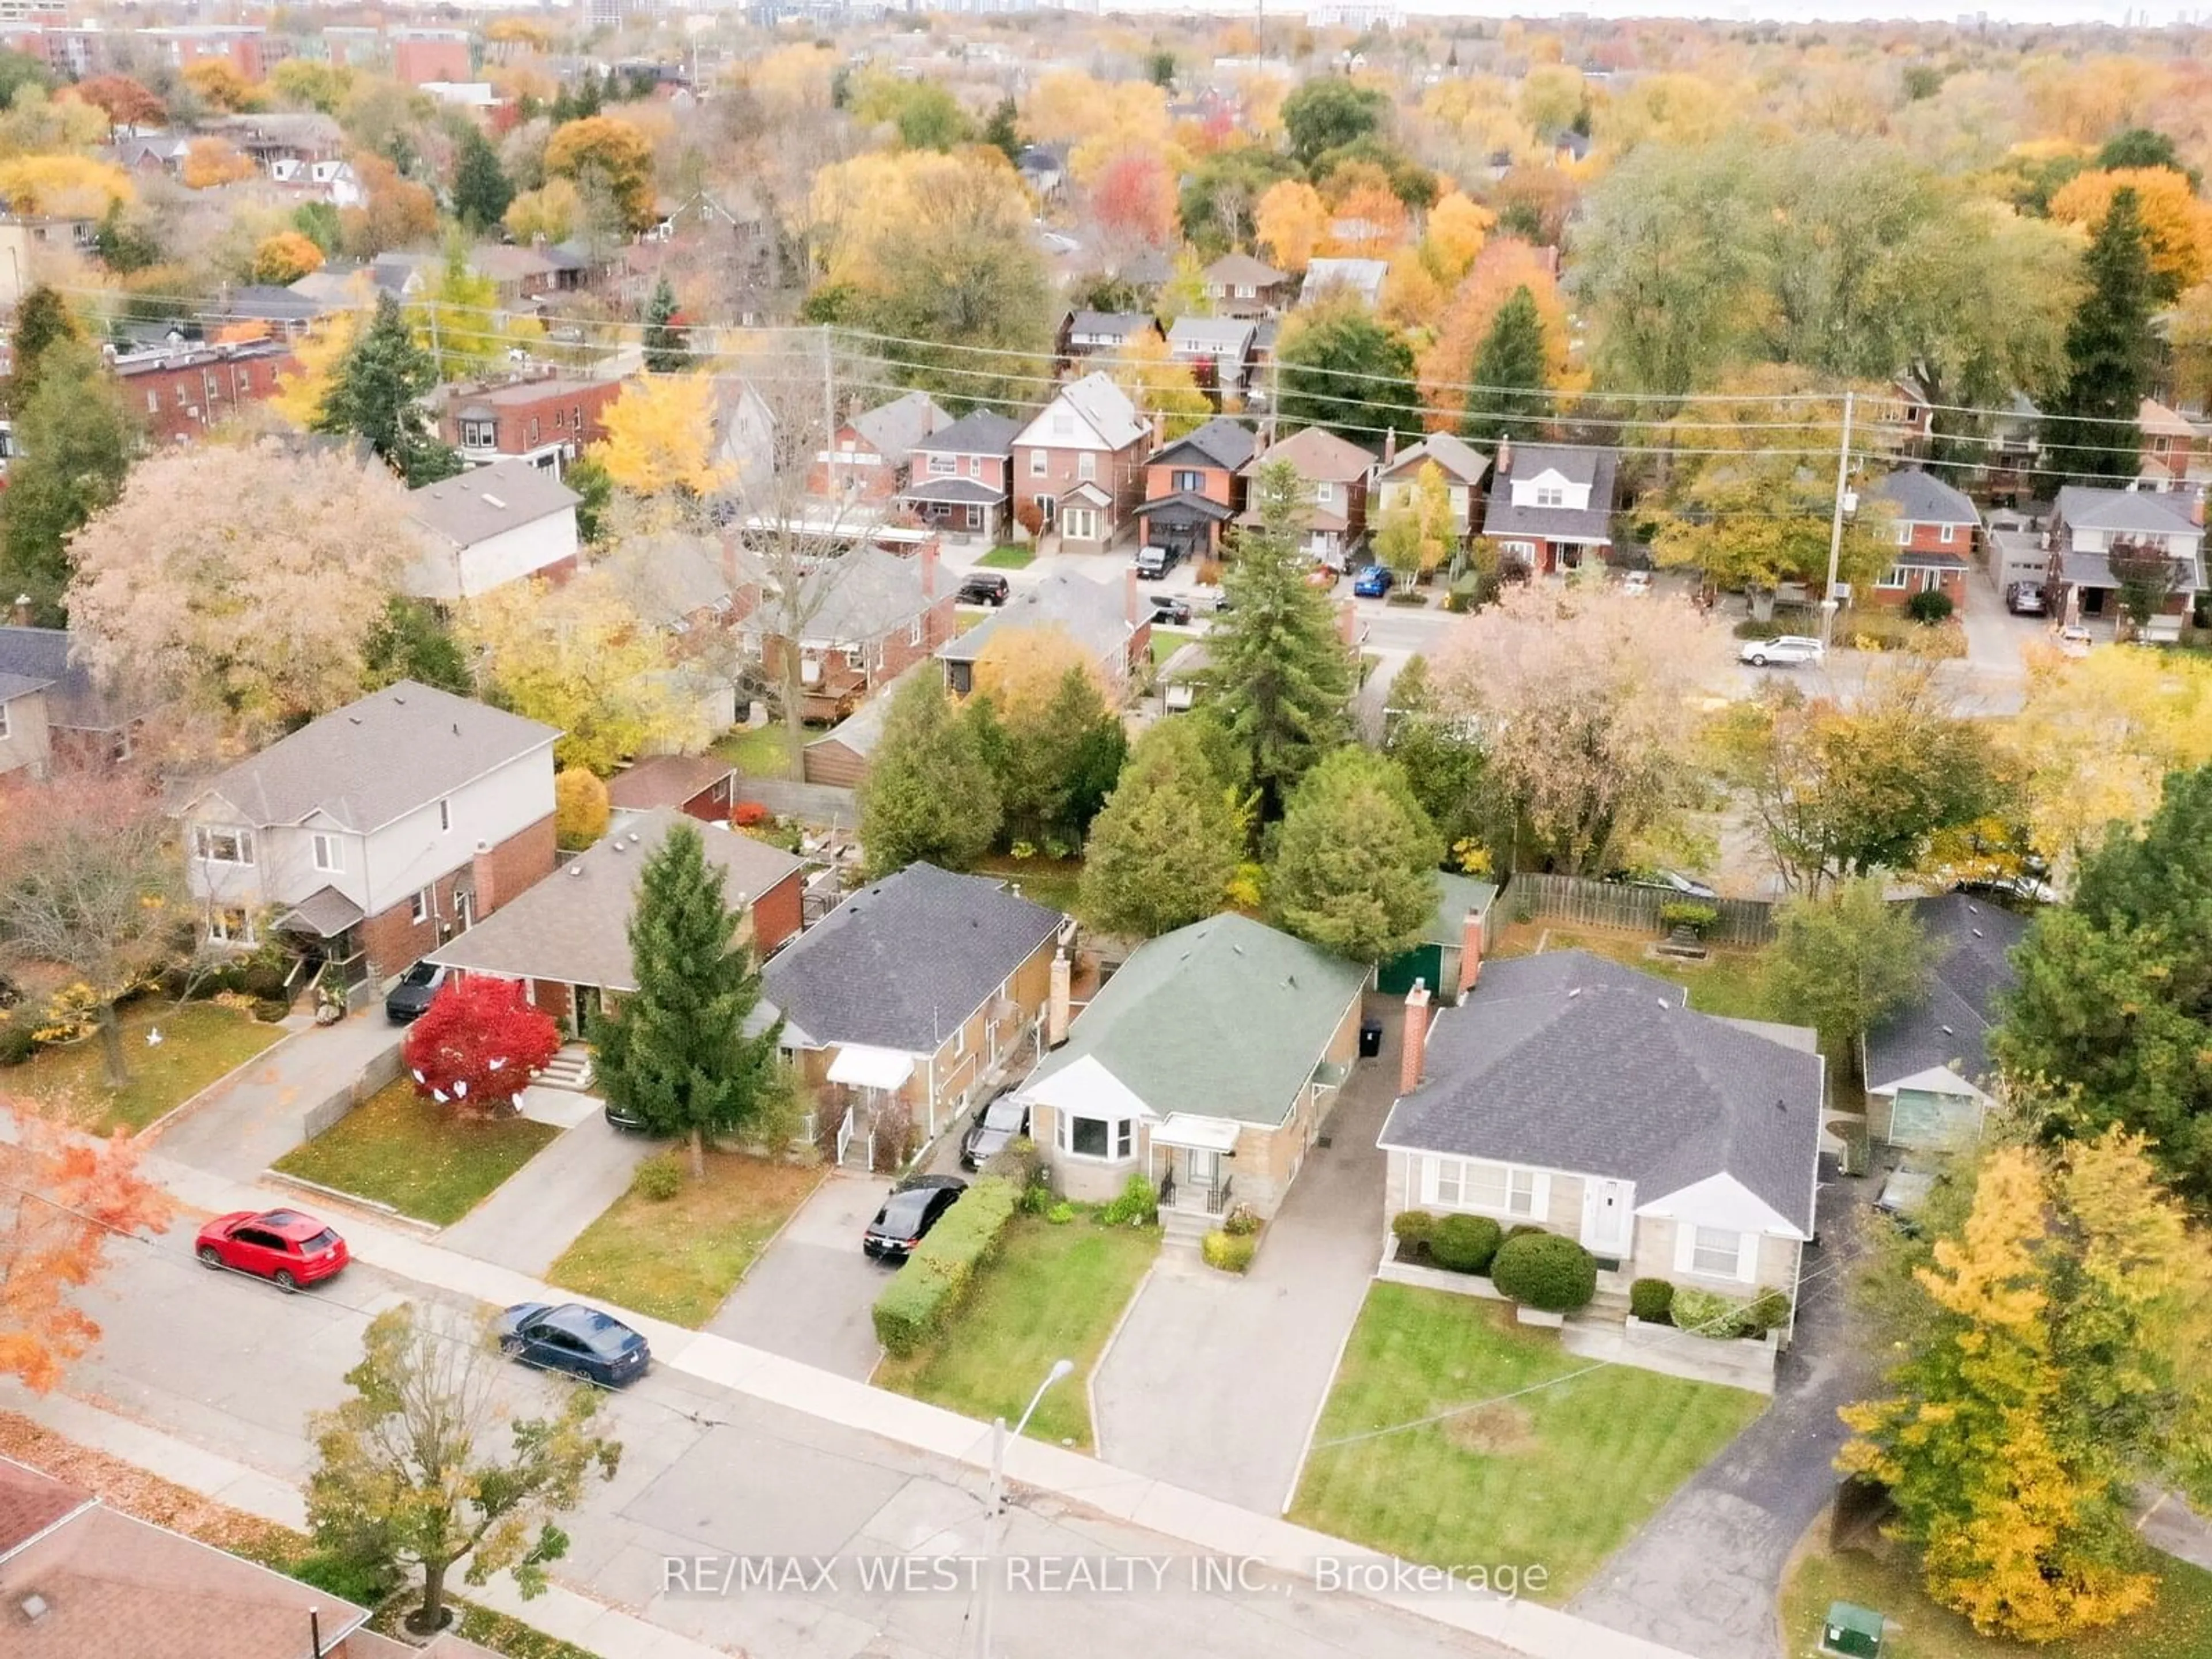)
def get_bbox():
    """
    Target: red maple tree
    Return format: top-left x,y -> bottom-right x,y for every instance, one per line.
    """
403,977 -> 560,1120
